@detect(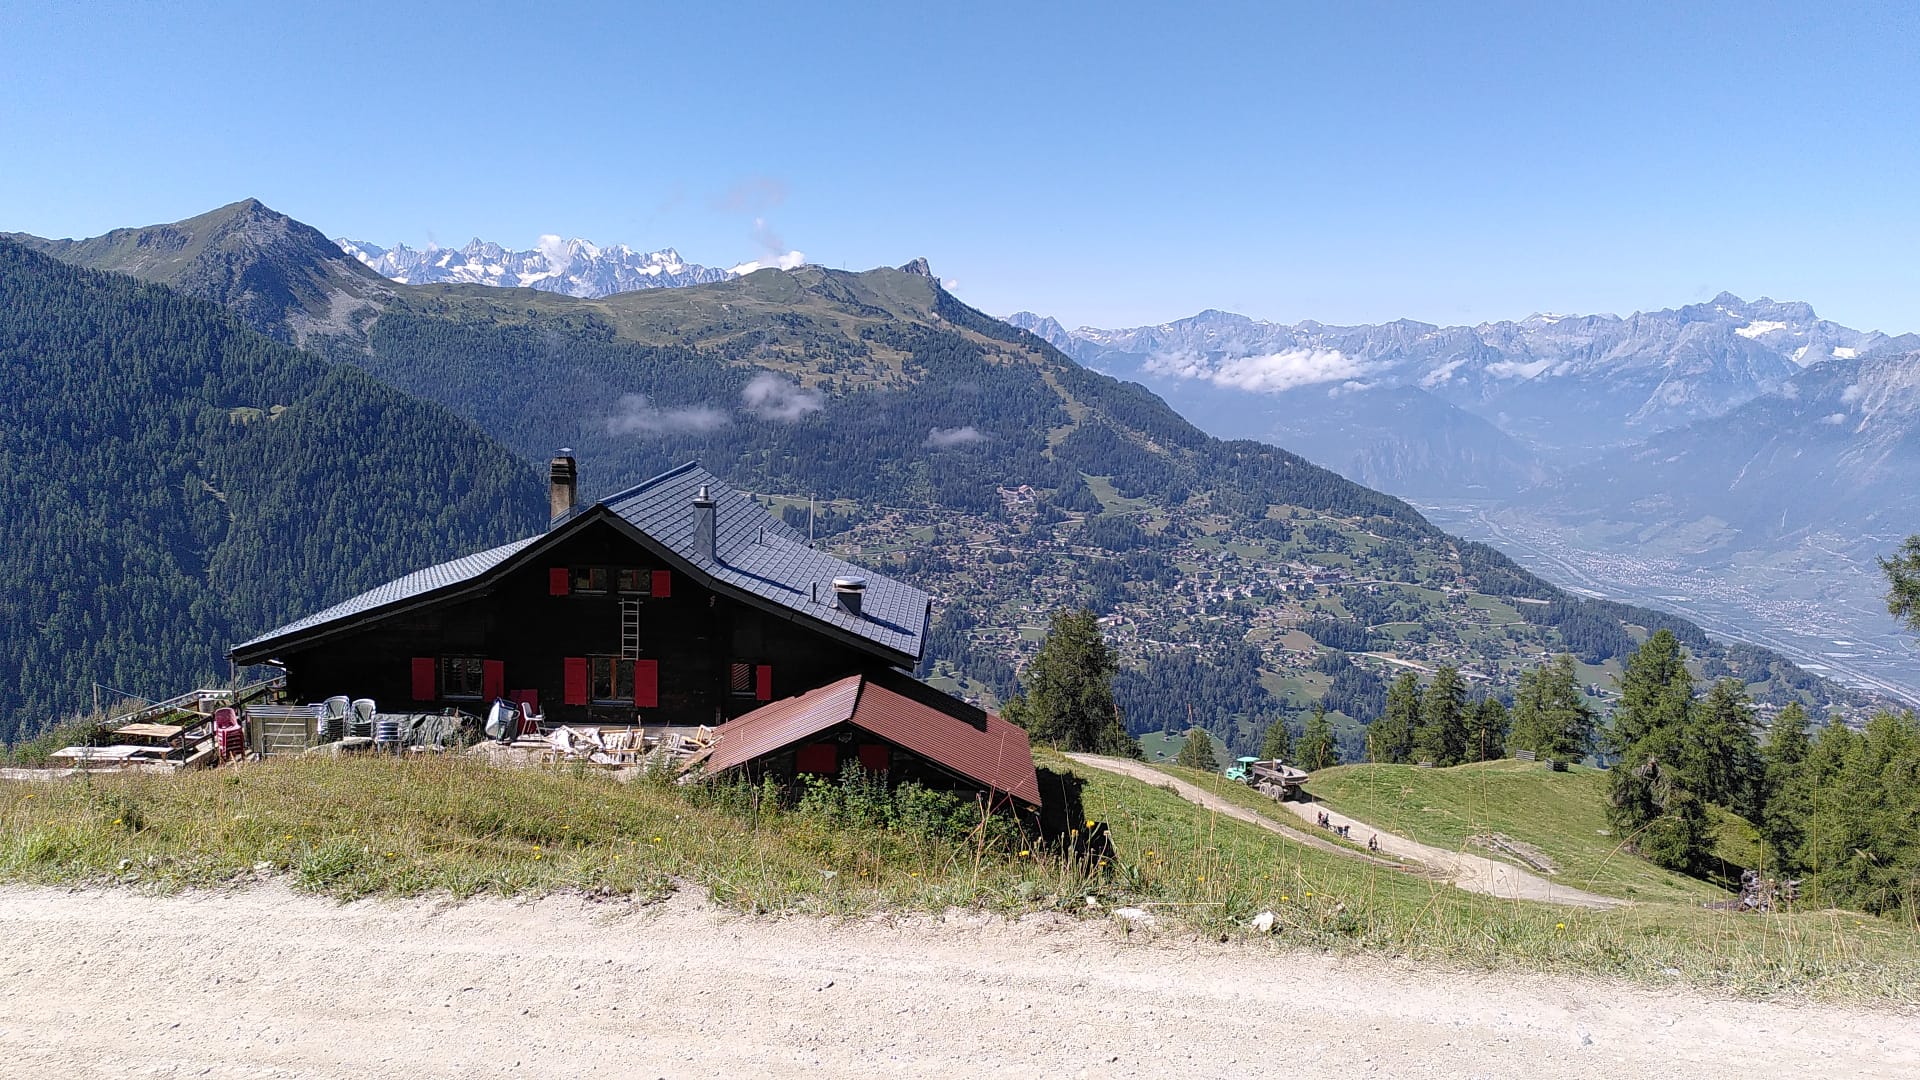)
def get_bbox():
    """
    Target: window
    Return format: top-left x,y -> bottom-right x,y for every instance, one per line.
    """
590,655 -> 634,703
616,568 -> 651,595
570,566 -> 608,593
441,656 -> 485,699
729,662 -> 755,697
